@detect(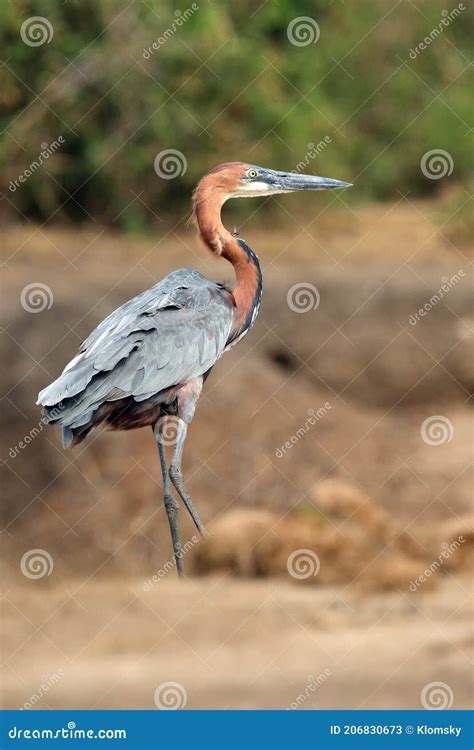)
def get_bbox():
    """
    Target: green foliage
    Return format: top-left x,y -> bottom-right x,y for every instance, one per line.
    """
0,0 -> 472,228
